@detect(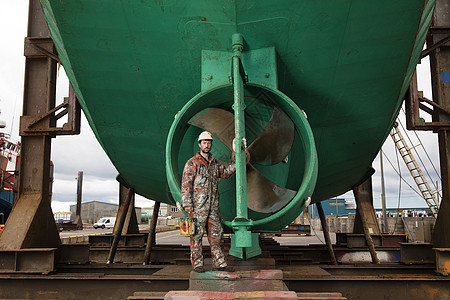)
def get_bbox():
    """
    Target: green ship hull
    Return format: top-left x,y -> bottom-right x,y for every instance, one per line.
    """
40,0 -> 434,231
